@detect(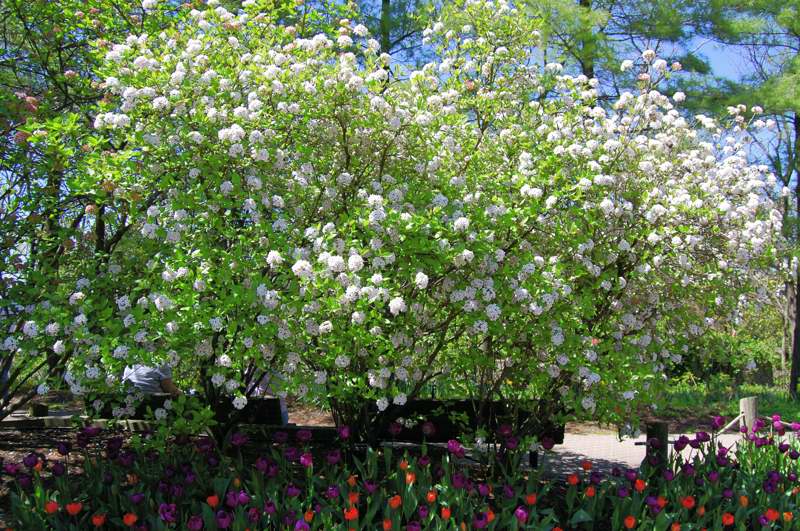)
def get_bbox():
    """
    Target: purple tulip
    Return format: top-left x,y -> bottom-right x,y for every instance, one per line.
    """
299,452 -> 313,468
159,503 -> 177,523
230,432 -> 249,447
248,507 -> 261,523
216,510 -> 232,529
447,440 -> 465,458
225,490 -> 239,508
418,455 -> 431,467
514,506 -> 528,523
57,442 -> 71,456
617,486 -> 629,498
452,472 -> 467,489
325,485 -> 340,499
326,449 -> 341,465
498,424 -> 513,438
421,422 -> 436,437
238,490 -> 251,505
478,483 -> 489,496
707,470 -> 719,483
473,512 -> 489,529
624,469 -> 638,481
406,522 -> 422,531
22,453 -> 38,468
505,436 -> 519,450
187,515 -> 203,530
129,492 -> 145,504
286,484 -> 301,497
541,437 -> 555,450
296,429 -> 312,442
3,463 -> 20,476
284,447 -> 301,462
264,500 -> 277,515
723,488 -> 733,498
418,505 -> 429,519
337,425 -> 351,440
50,462 -> 65,477
294,520 -> 310,530
364,480 -> 378,494
503,484 -> 515,498
712,415 -> 725,429
273,431 -> 288,444
255,456 -> 271,474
